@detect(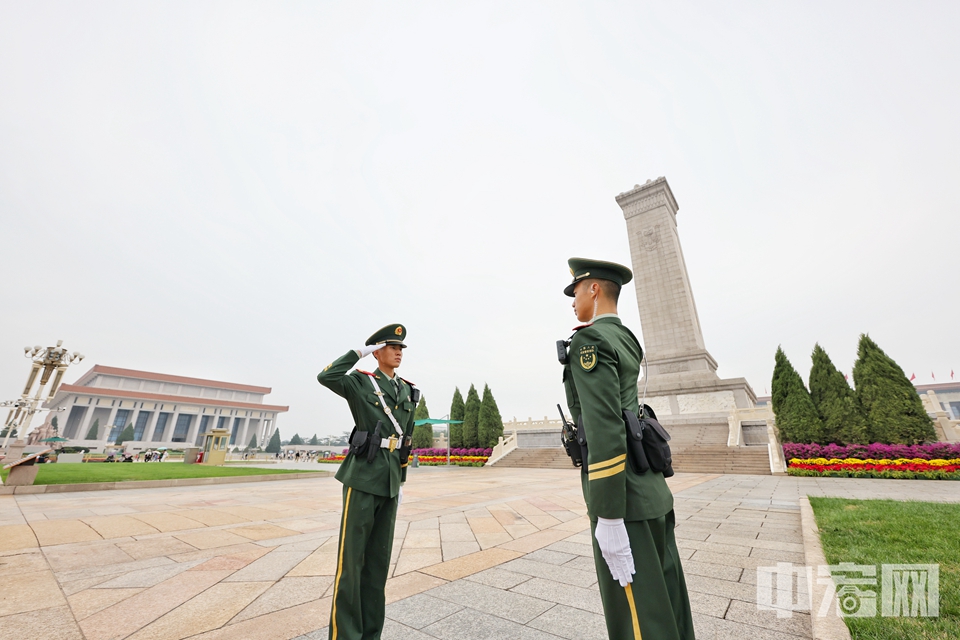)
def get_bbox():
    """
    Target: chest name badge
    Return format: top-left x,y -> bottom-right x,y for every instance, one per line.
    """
578,345 -> 598,372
